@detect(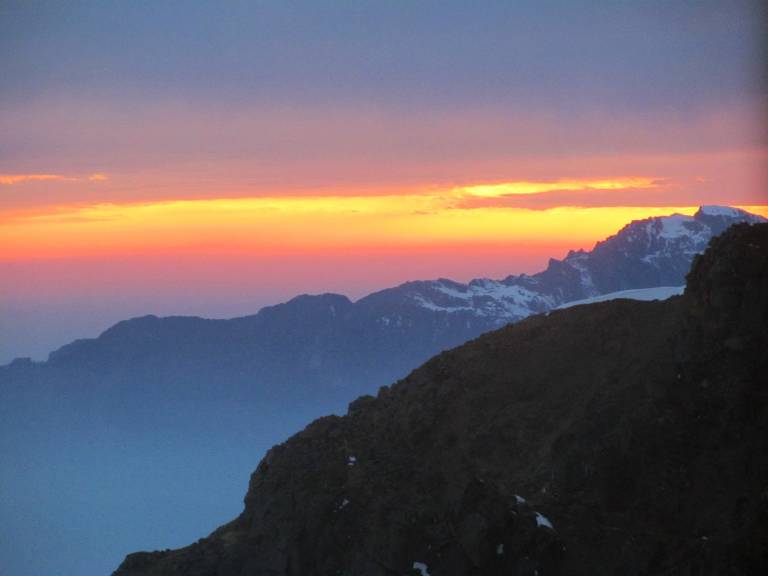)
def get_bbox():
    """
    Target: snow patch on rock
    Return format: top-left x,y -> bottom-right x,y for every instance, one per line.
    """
535,512 -> 553,530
